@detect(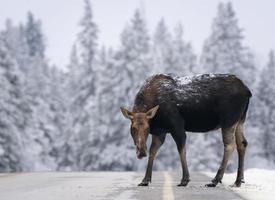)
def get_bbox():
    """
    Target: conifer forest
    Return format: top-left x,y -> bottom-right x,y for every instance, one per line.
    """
0,1 -> 275,172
